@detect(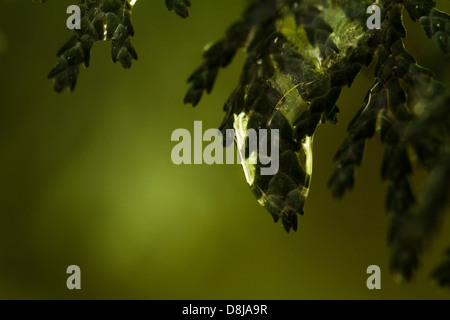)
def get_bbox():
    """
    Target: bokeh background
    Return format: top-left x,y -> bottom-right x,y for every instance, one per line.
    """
0,0 -> 449,300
